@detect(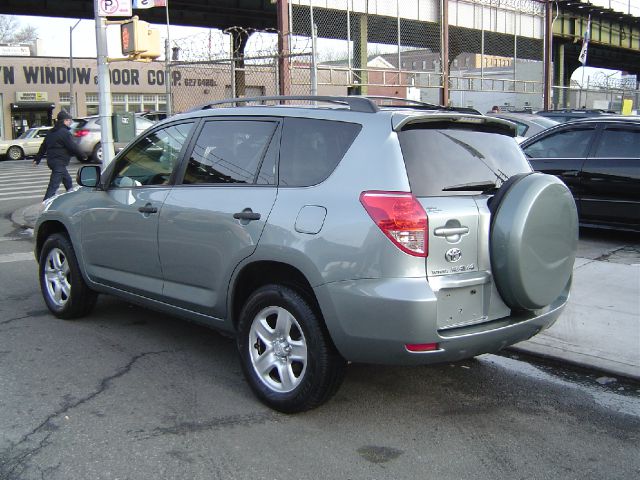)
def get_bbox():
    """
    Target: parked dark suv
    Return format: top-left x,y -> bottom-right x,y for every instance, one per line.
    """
34,96 -> 578,412
521,116 -> 640,232
536,109 -> 614,123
